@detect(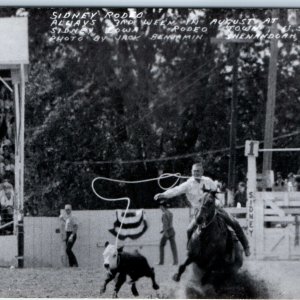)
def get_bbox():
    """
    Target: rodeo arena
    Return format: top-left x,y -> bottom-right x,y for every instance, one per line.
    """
1,9 -> 300,299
